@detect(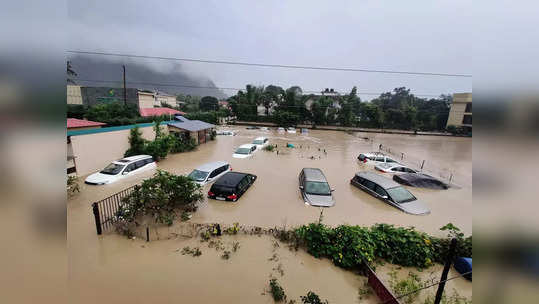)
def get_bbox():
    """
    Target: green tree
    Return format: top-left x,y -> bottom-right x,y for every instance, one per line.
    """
124,127 -> 147,157
200,96 -> 219,111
